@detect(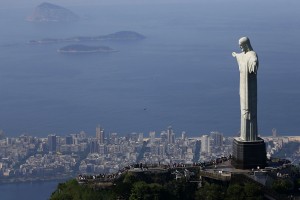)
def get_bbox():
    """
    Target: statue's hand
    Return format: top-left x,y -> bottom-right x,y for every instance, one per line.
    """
232,52 -> 237,57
